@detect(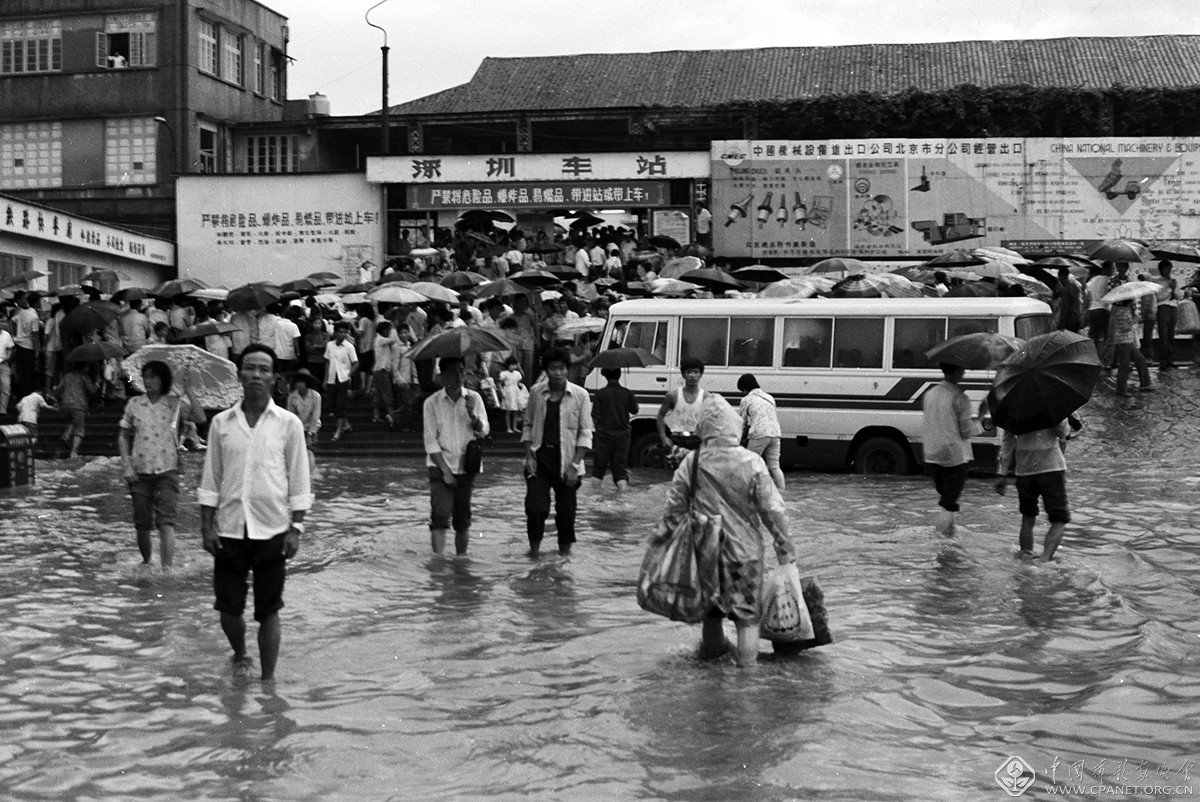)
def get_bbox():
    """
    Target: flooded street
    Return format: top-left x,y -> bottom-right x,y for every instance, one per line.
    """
2,374 -> 1199,801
